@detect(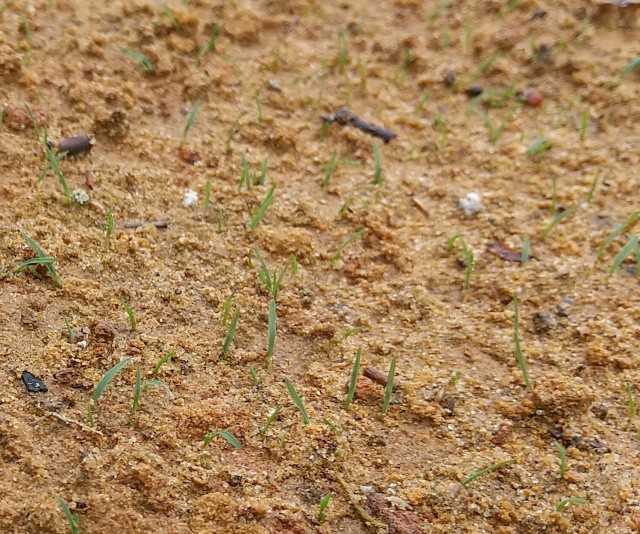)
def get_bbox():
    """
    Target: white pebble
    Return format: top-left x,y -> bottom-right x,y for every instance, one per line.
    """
71,189 -> 90,205
458,192 -> 483,216
182,189 -> 199,207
